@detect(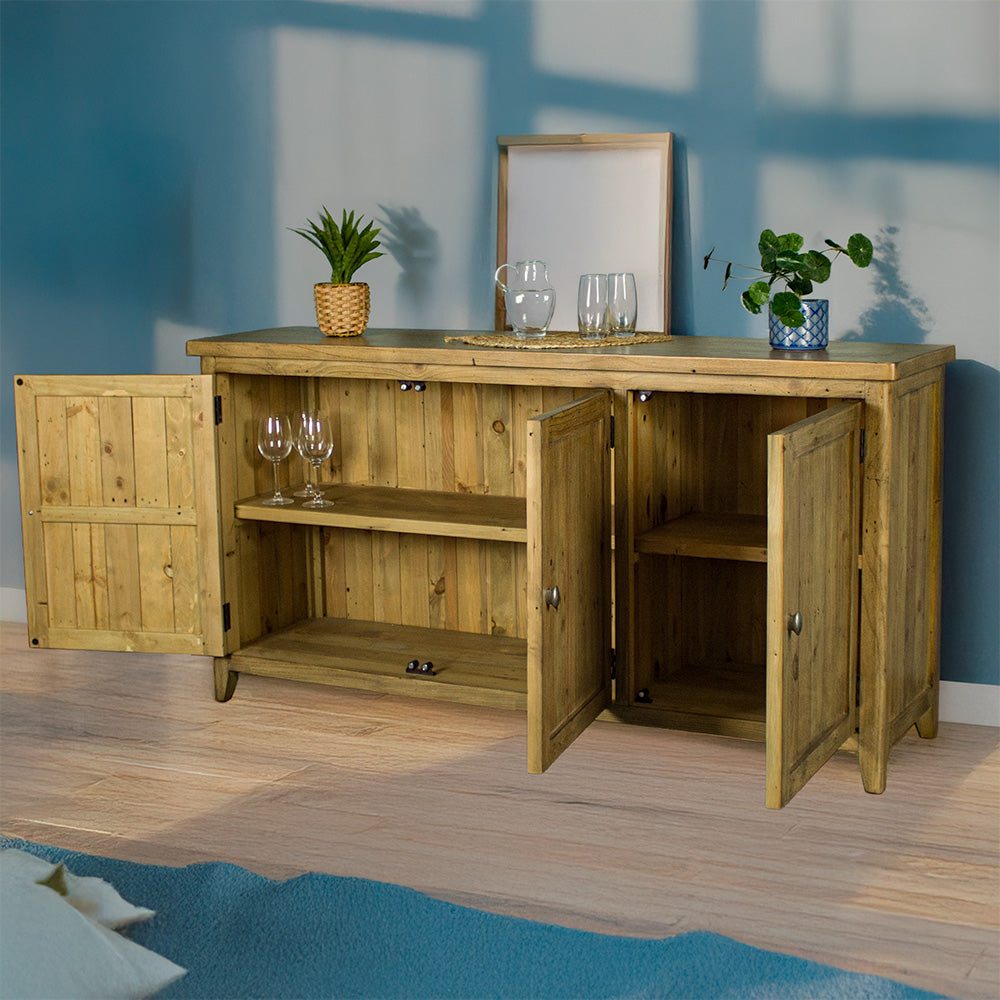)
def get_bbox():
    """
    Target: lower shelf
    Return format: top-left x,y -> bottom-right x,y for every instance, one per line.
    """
225,617 -> 528,710
607,661 -> 767,741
